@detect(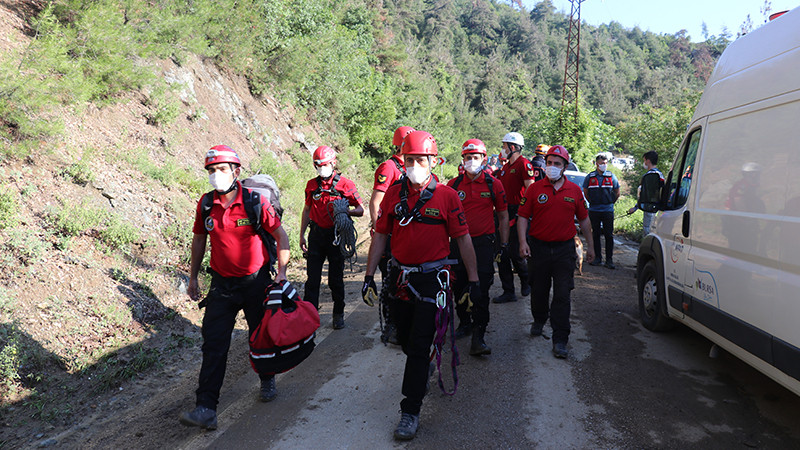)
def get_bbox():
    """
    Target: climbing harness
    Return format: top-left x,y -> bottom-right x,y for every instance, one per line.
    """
395,178 -> 443,227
